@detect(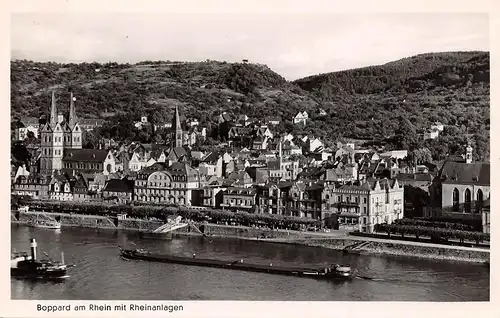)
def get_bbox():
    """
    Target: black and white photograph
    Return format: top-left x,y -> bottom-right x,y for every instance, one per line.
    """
8,2 -> 491,309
